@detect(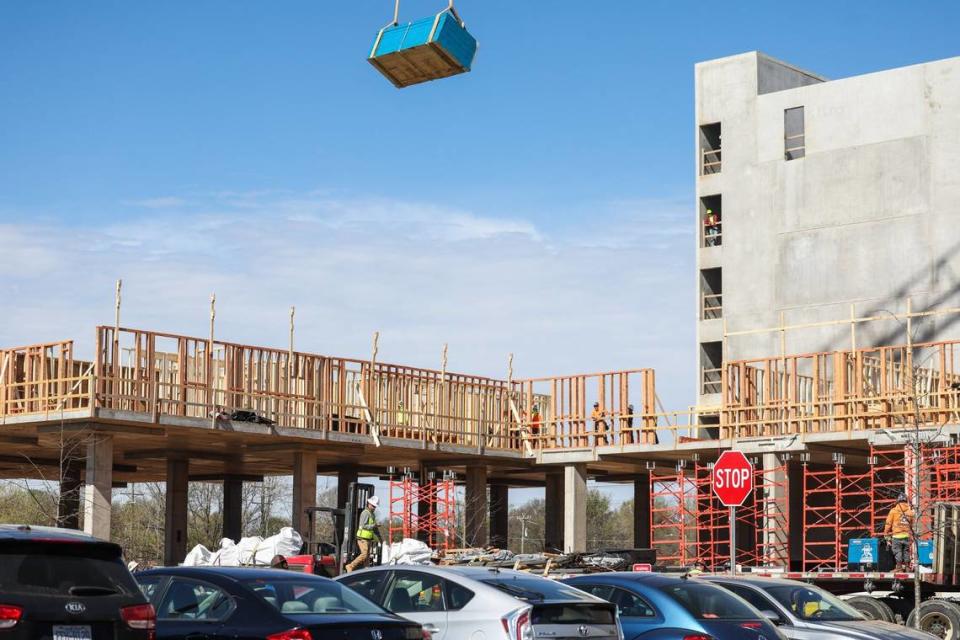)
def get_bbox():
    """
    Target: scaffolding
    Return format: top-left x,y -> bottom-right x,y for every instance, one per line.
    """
650,467 -> 697,567
387,470 -> 457,553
